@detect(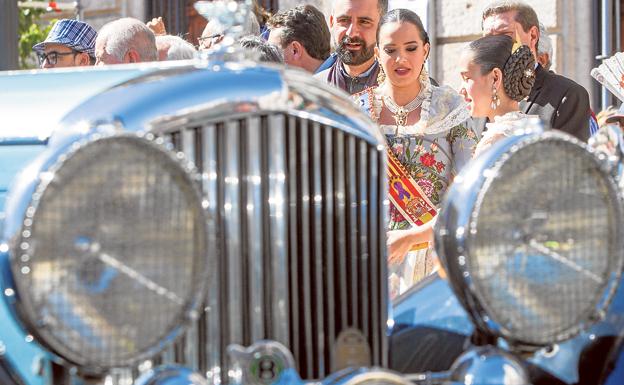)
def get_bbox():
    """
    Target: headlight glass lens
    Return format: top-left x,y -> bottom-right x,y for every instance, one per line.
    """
469,139 -> 621,345
12,135 -> 207,369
